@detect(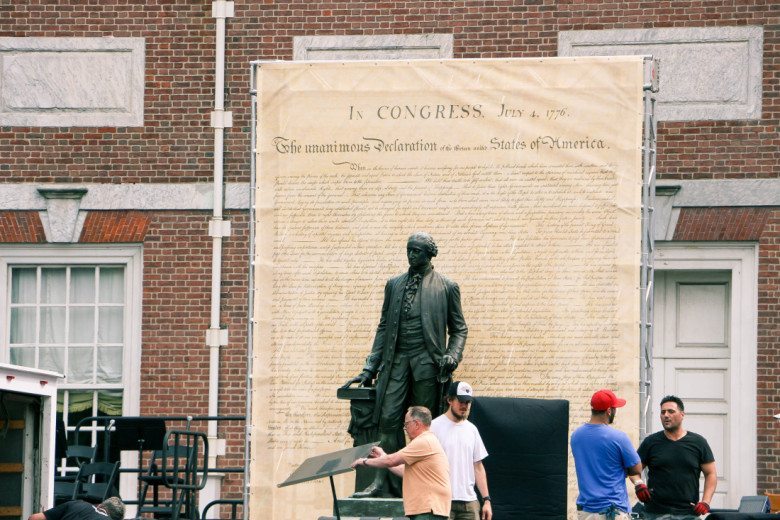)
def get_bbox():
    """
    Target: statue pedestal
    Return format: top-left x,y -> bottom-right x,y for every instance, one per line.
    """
335,497 -> 406,518
337,386 -> 379,492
